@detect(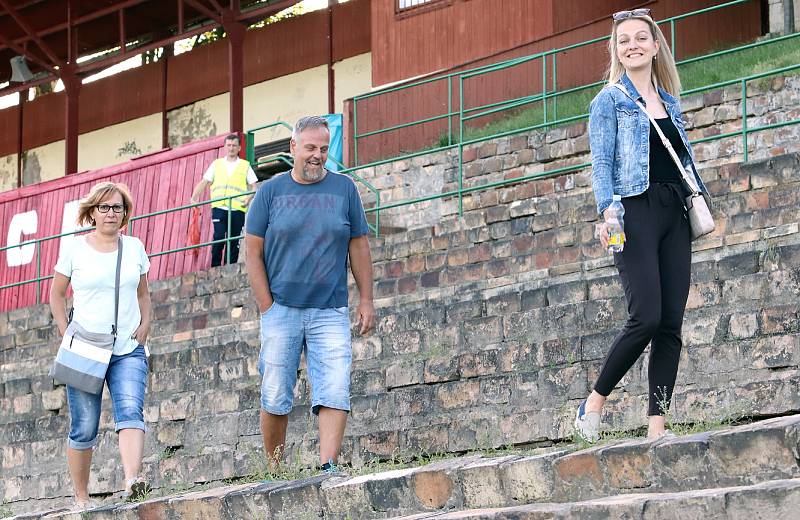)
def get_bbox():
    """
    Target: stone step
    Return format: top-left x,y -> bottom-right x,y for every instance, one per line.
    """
388,478 -> 800,519
317,414 -> 800,518
13,414 -> 800,519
